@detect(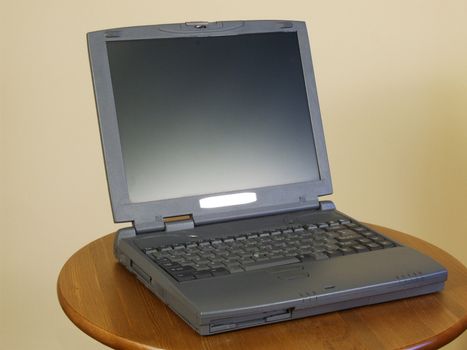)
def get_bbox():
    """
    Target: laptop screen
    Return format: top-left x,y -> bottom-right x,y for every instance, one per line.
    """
106,32 -> 320,203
